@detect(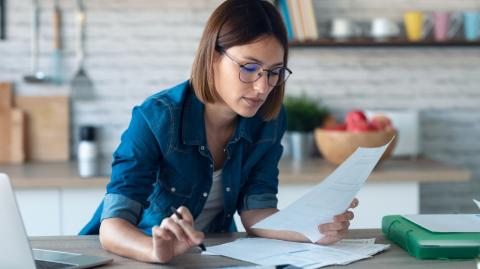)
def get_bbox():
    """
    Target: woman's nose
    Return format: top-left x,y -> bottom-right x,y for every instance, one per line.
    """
253,71 -> 270,94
